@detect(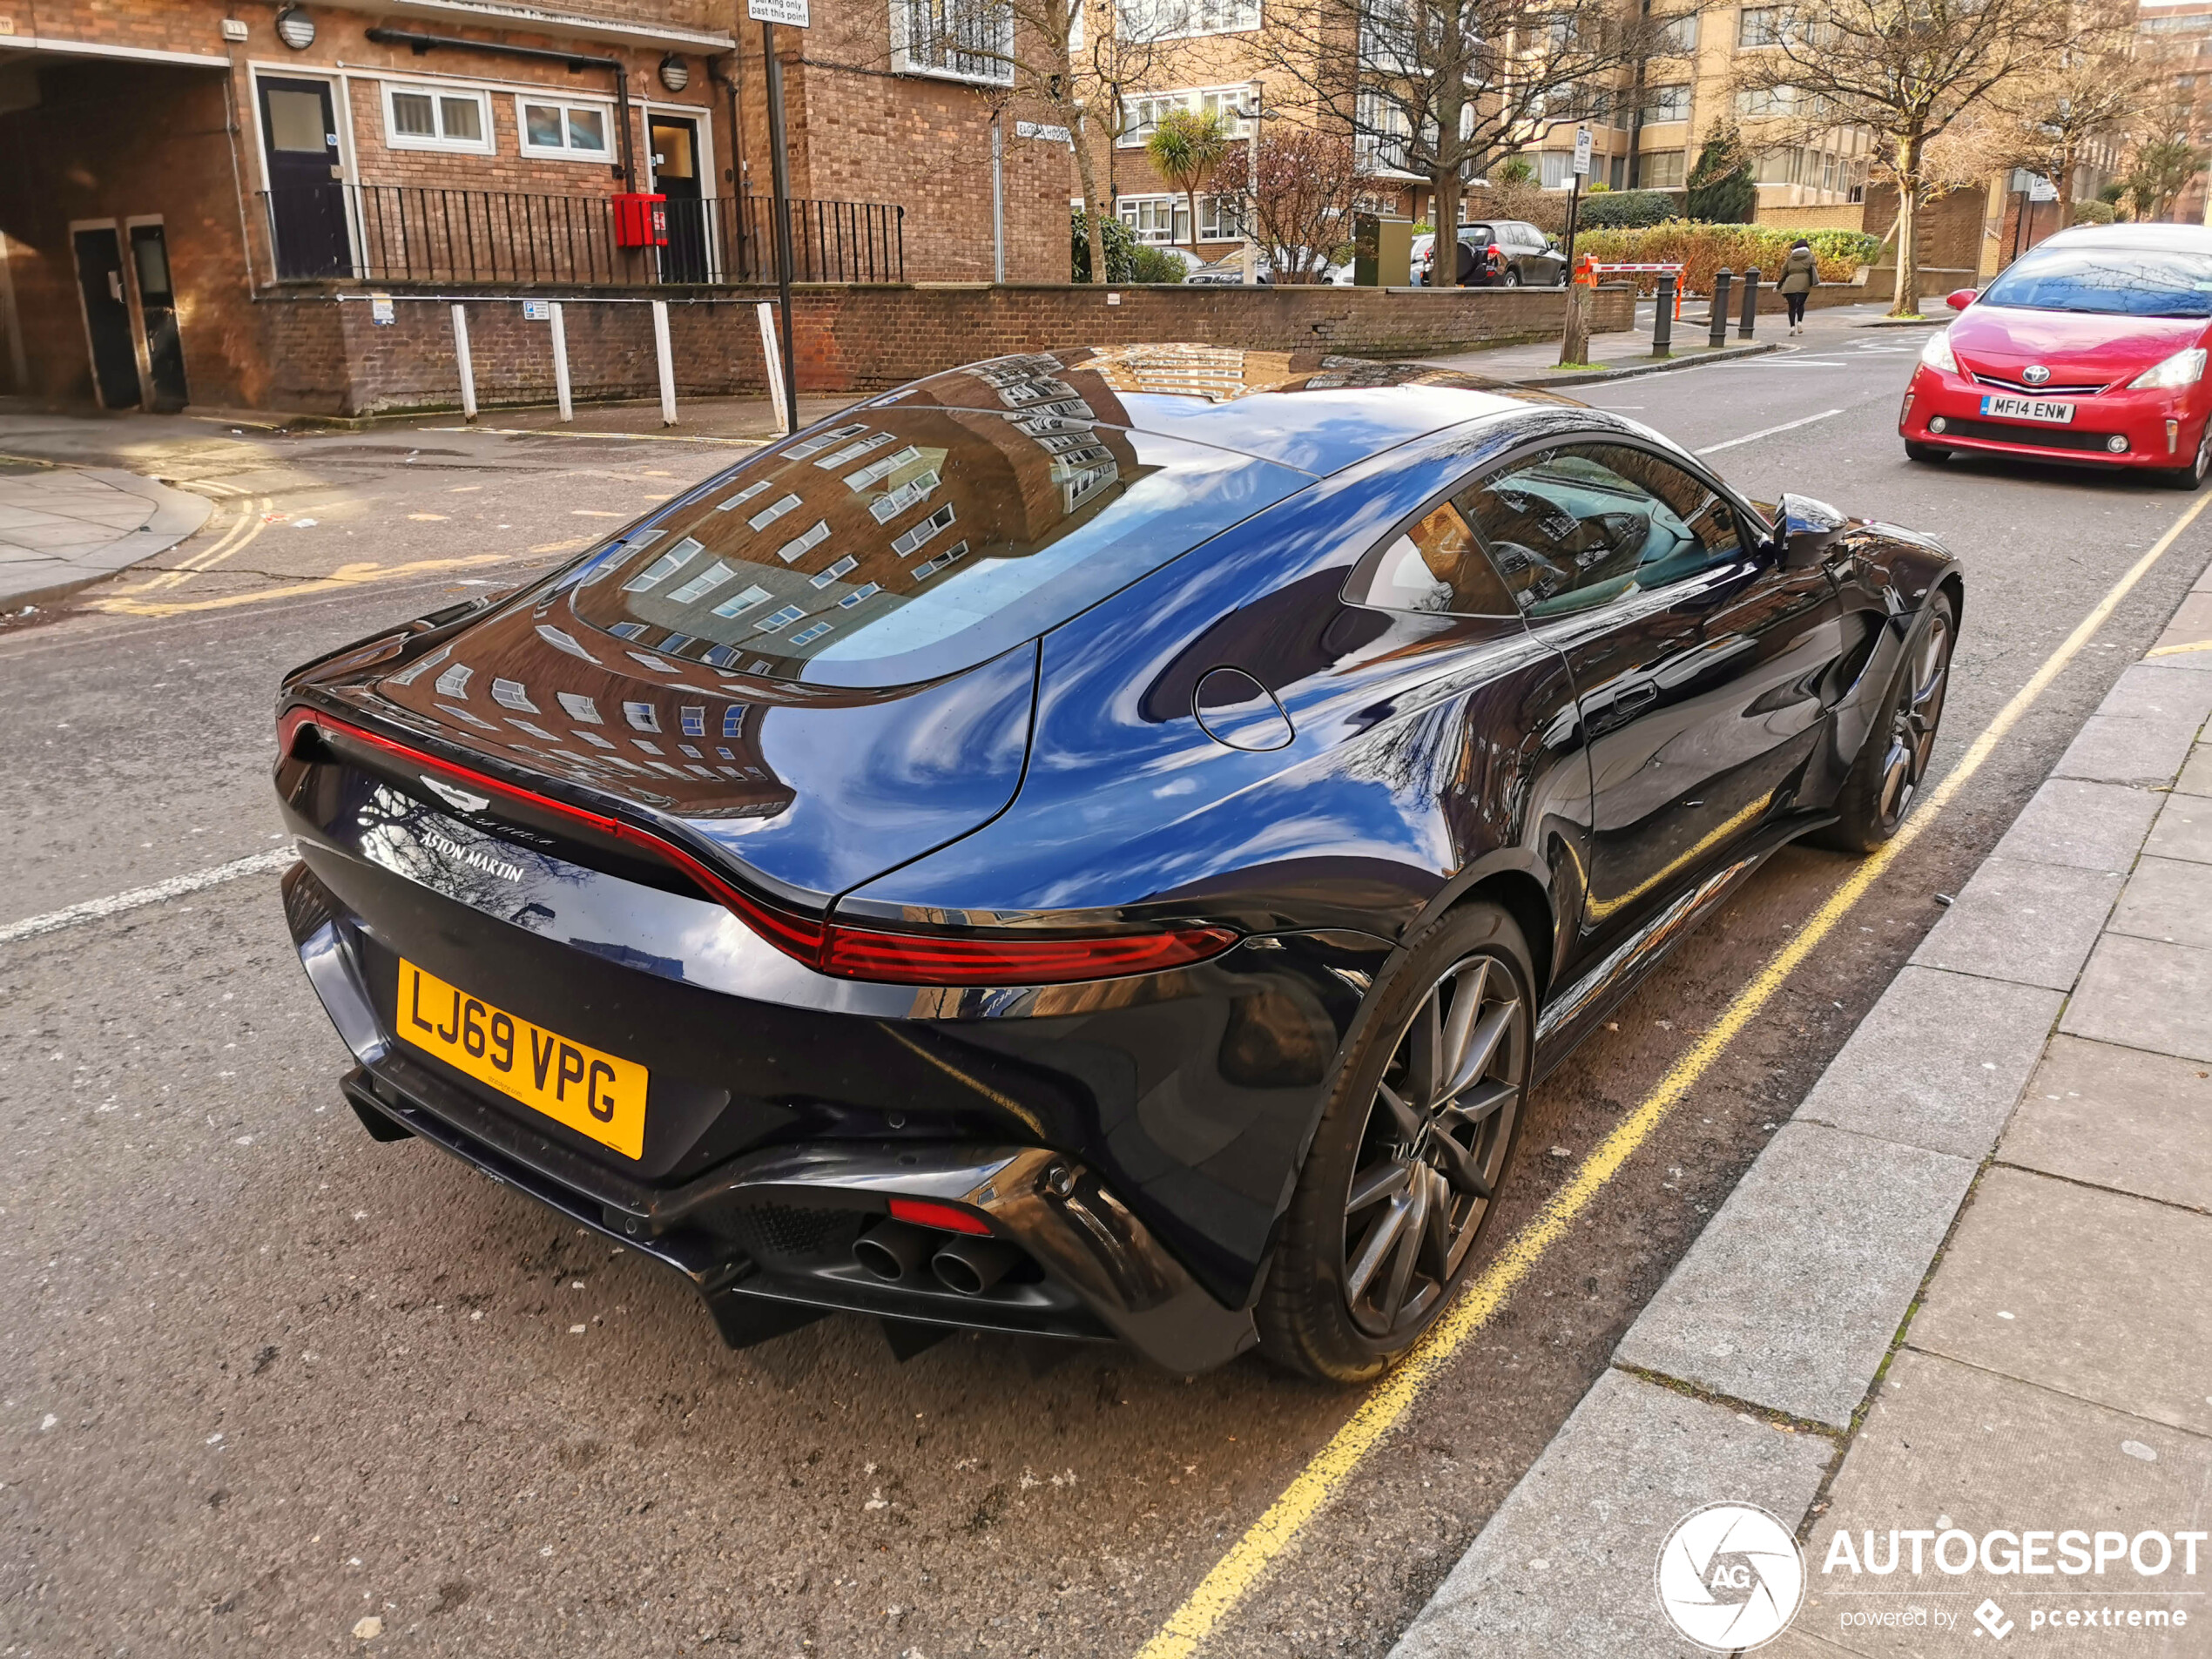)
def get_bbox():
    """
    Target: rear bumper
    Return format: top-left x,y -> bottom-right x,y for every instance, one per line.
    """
289,865 -> 1258,1372
1899,363 -> 2203,471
